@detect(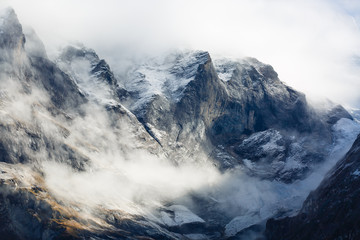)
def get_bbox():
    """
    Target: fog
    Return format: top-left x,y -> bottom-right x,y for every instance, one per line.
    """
1,1 -> 360,237
41,103 -> 221,214
2,0 -> 360,107
0,64 -> 221,217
